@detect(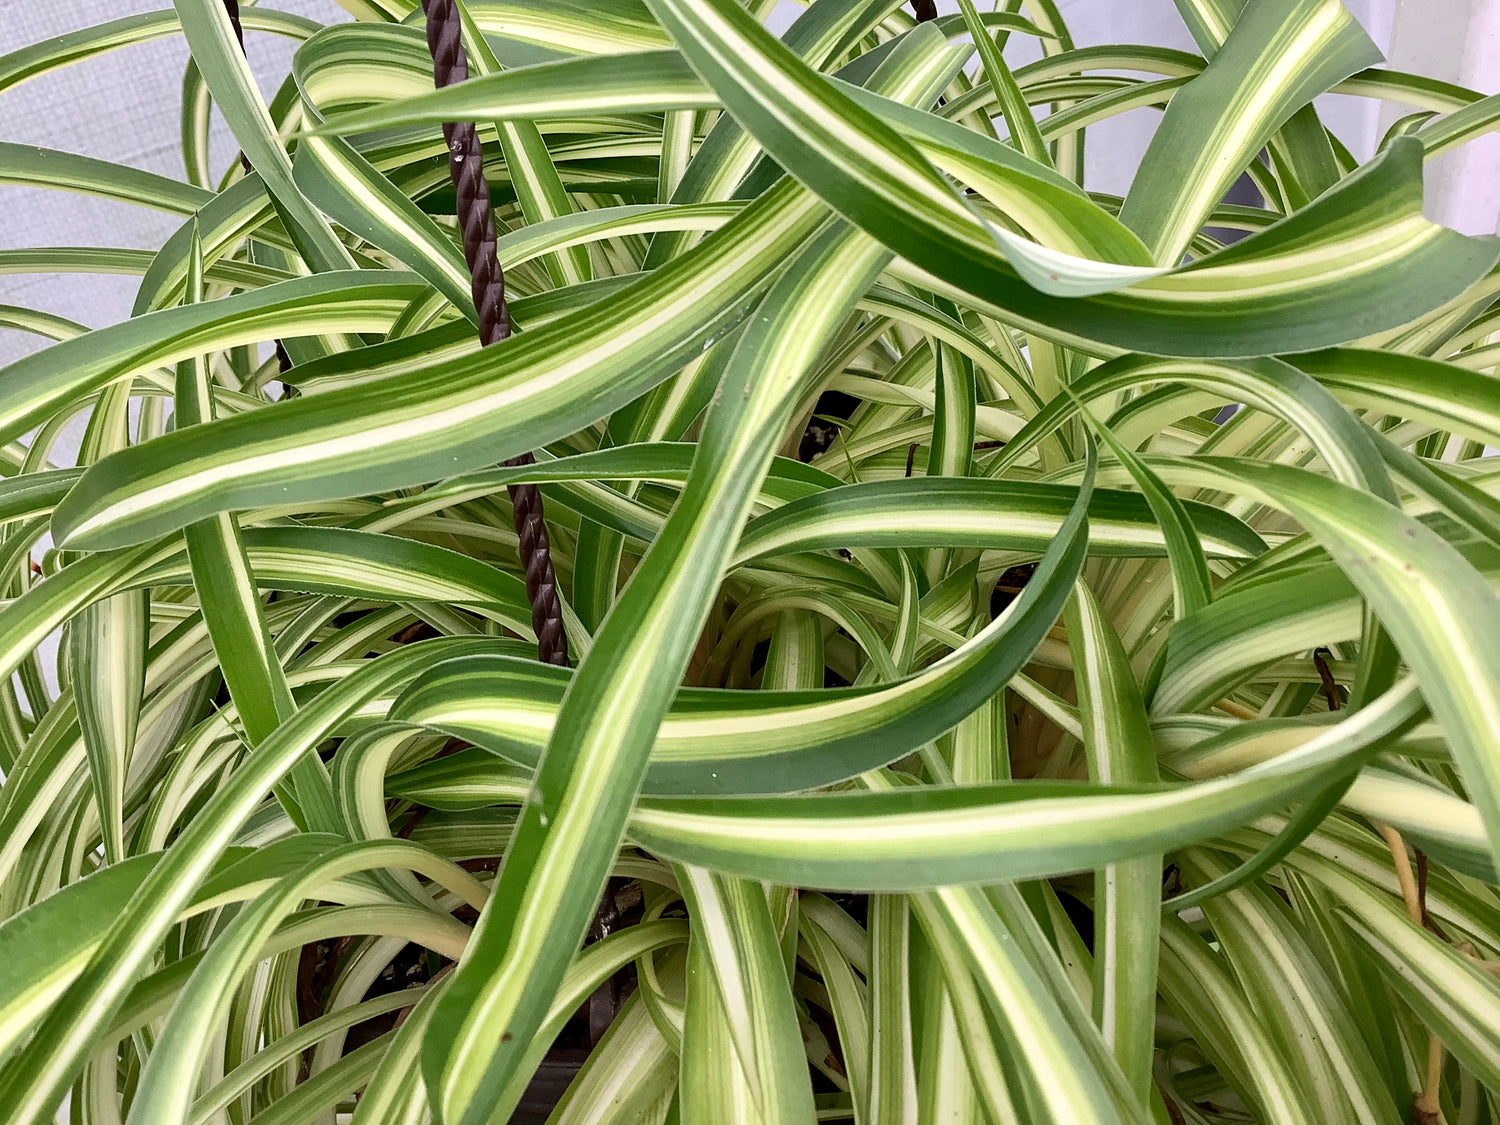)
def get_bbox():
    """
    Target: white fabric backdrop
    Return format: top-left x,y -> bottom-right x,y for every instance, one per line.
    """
2,0 -> 1497,372
0,0 -> 346,367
